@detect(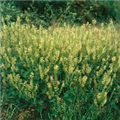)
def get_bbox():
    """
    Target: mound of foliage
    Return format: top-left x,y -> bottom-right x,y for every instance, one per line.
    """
1,19 -> 120,119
